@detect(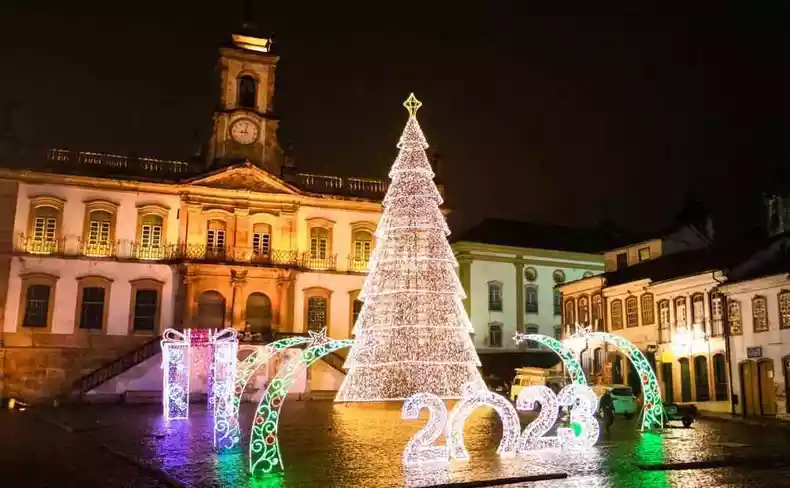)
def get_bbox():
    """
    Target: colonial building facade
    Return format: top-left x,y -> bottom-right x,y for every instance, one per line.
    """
0,30 -> 385,401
